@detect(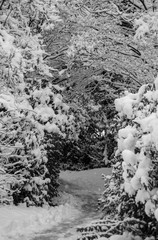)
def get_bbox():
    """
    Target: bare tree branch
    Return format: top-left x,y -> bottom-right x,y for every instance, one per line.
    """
0,0 -> 7,10
129,0 -> 143,10
139,0 -> 148,10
